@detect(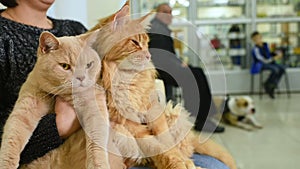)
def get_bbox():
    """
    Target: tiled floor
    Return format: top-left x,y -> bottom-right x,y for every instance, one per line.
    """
212,93 -> 300,169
